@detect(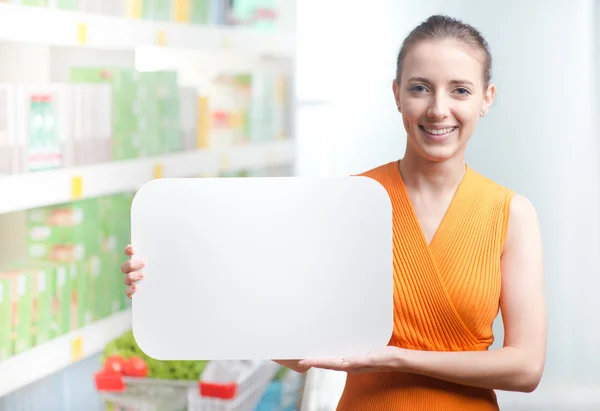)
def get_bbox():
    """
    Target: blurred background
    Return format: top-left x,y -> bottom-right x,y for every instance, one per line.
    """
0,0 -> 598,410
